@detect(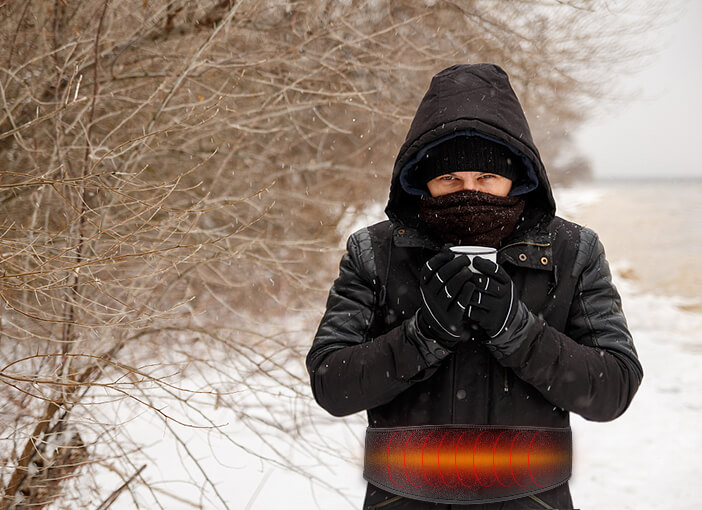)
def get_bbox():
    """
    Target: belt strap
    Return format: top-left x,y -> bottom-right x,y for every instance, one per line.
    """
364,425 -> 571,505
